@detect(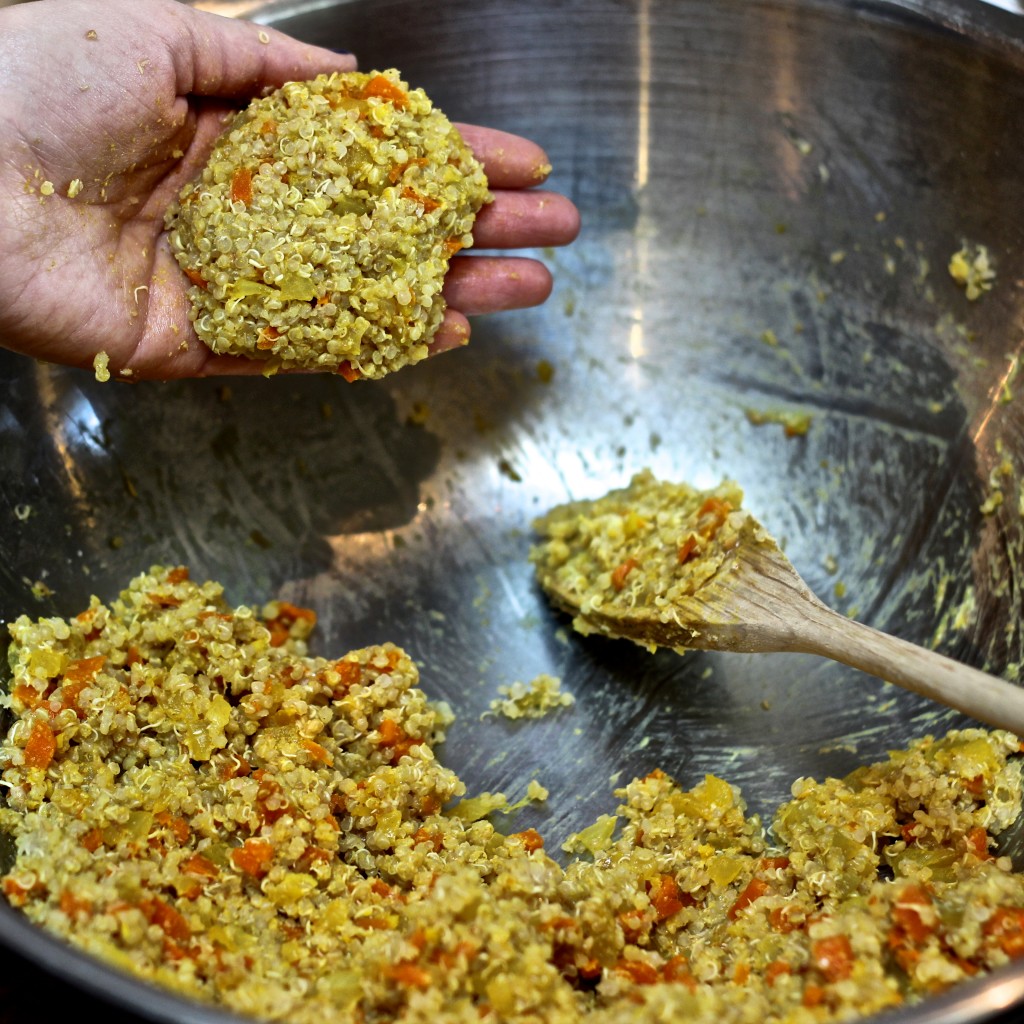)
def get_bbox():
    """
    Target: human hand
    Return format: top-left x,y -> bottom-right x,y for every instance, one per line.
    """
0,0 -> 579,380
